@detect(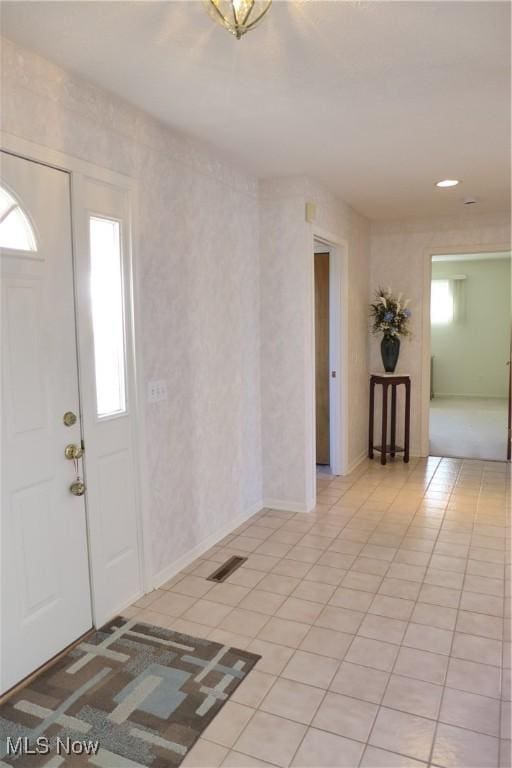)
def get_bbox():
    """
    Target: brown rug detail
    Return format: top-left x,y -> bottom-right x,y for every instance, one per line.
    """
0,615 -> 260,766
